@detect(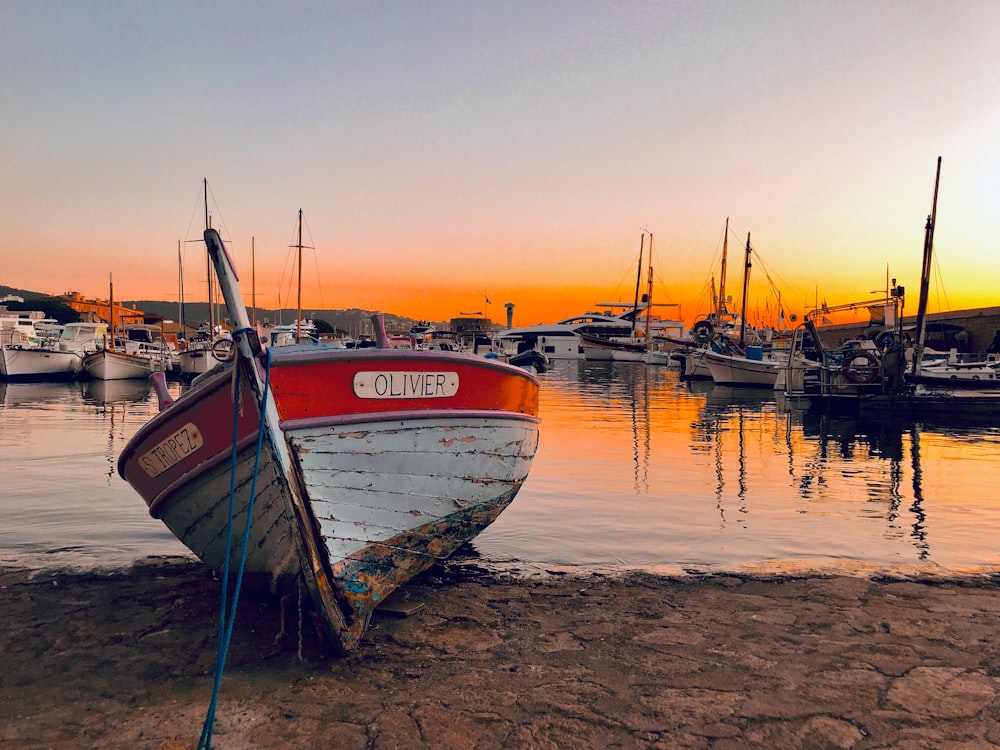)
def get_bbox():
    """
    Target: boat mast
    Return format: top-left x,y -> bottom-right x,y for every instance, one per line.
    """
296,209 -> 303,342
739,233 -> 752,348
177,240 -> 185,338
631,232 -> 645,336
718,217 -> 729,320
911,156 -> 942,376
250,237 -> 257,328
644,234 -> 654,349
203,178 -> 216,343
108,272 -> 115,352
